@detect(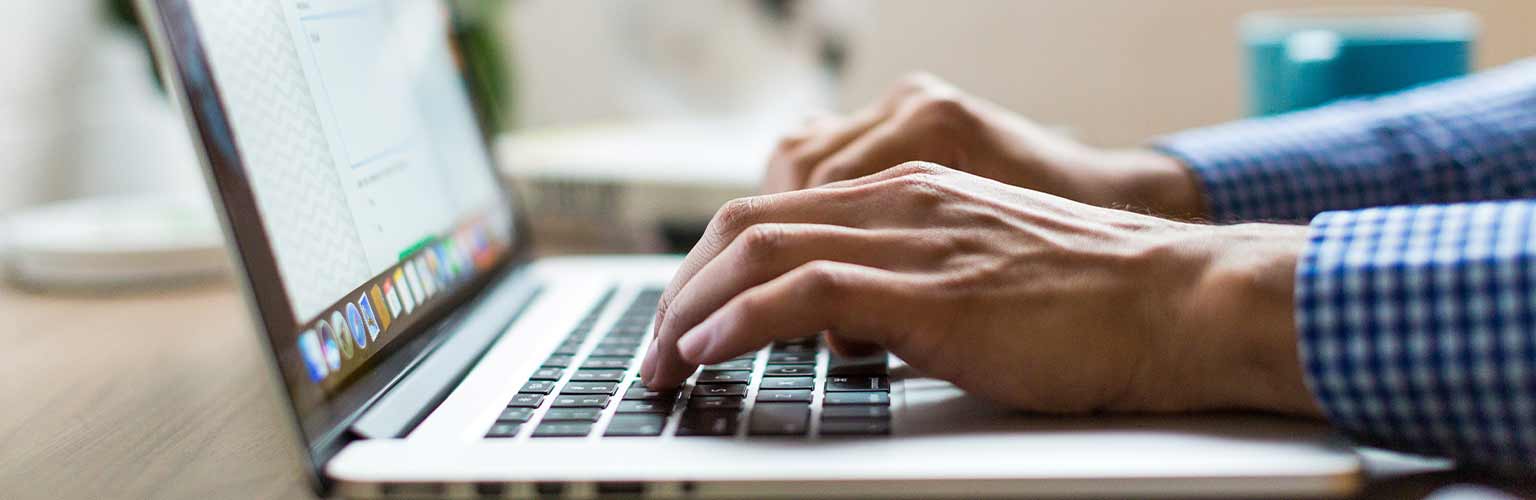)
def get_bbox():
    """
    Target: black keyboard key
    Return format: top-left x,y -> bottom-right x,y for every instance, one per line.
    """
532,421 -> 593,437
617,400 -> 674,414
825,376 -> 889,392
543,408 -> 603,422
823,392 -> 890,406
755,389 -> 812,403
552,341 -> 585,355
498,407 -> 535,422
749,403 -> 810,436
597,338 -> 641,349
688,397 -> 744,410
691,384 -> 748,398
624,384 -> 678,401
605,414 -> 666,437
760,377 -> 814,390
696,370 -> 751,384
519,381 -> 555,394
767,352 -> 815,365
828,352 -> 889,376
822,406 -> 891,419
507,394 -> 545,408
570,370 -> 626,382
770,343 -> 815,354
529,368 -> 563,381
730,352 -> 759,361
706,361 -> 755,372
552,395 -> 611,408
677,411 -> 740,436
704,359 -> 755,371
590,346 -> 638,357
609,325 -> 648,334
542,355 -> 576,368
819,419 -> 891,436
562,382 -> 619,395
485,422 -> 521,438
580,358 -> 631,370
762,365 -> 815,377
773,336 -> 818,347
